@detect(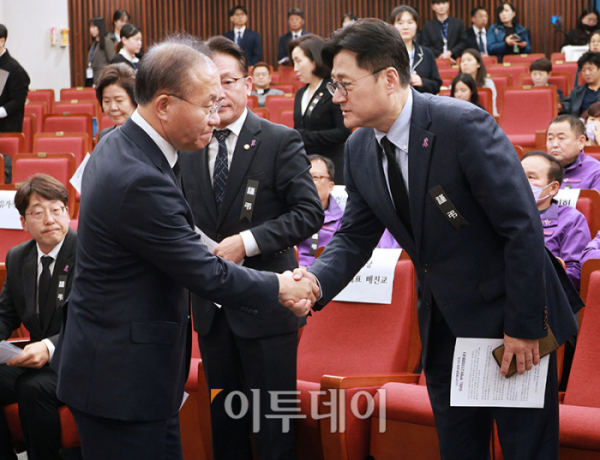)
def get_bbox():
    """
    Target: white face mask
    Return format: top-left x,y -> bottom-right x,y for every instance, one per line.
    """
530,182 -> 556,203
